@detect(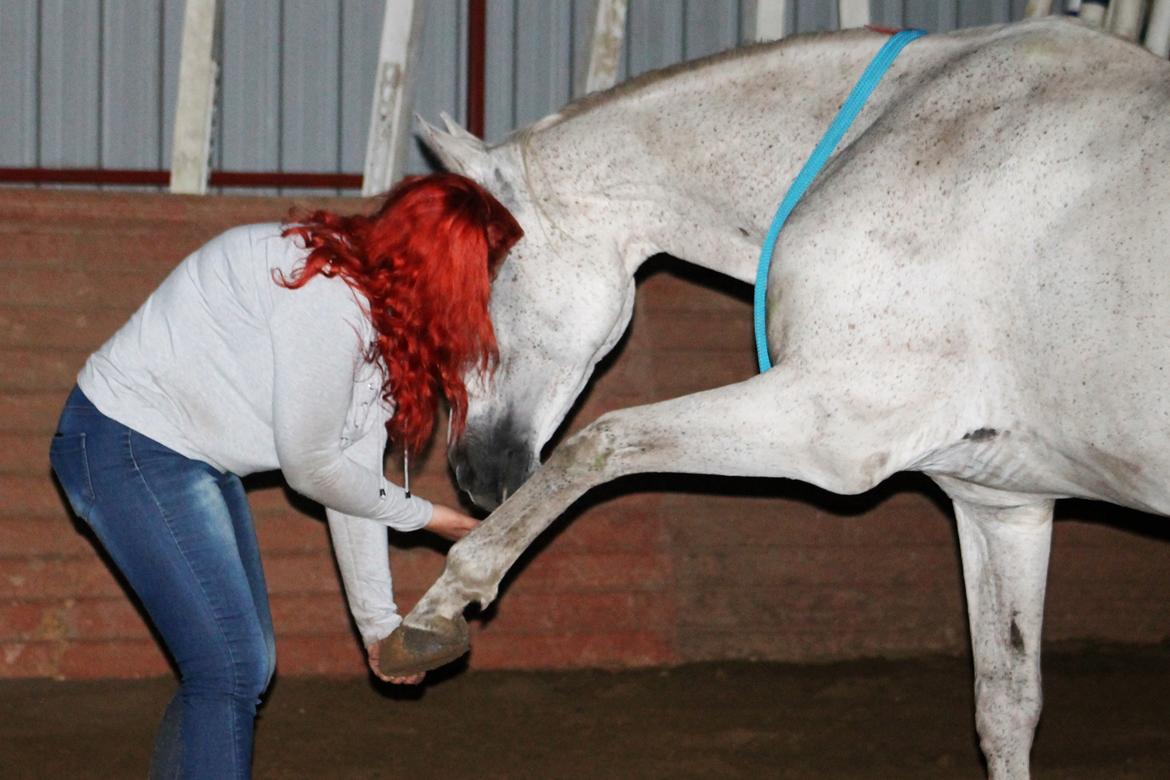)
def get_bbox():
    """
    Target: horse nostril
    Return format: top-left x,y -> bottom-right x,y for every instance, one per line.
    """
498,445 -> 533,502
